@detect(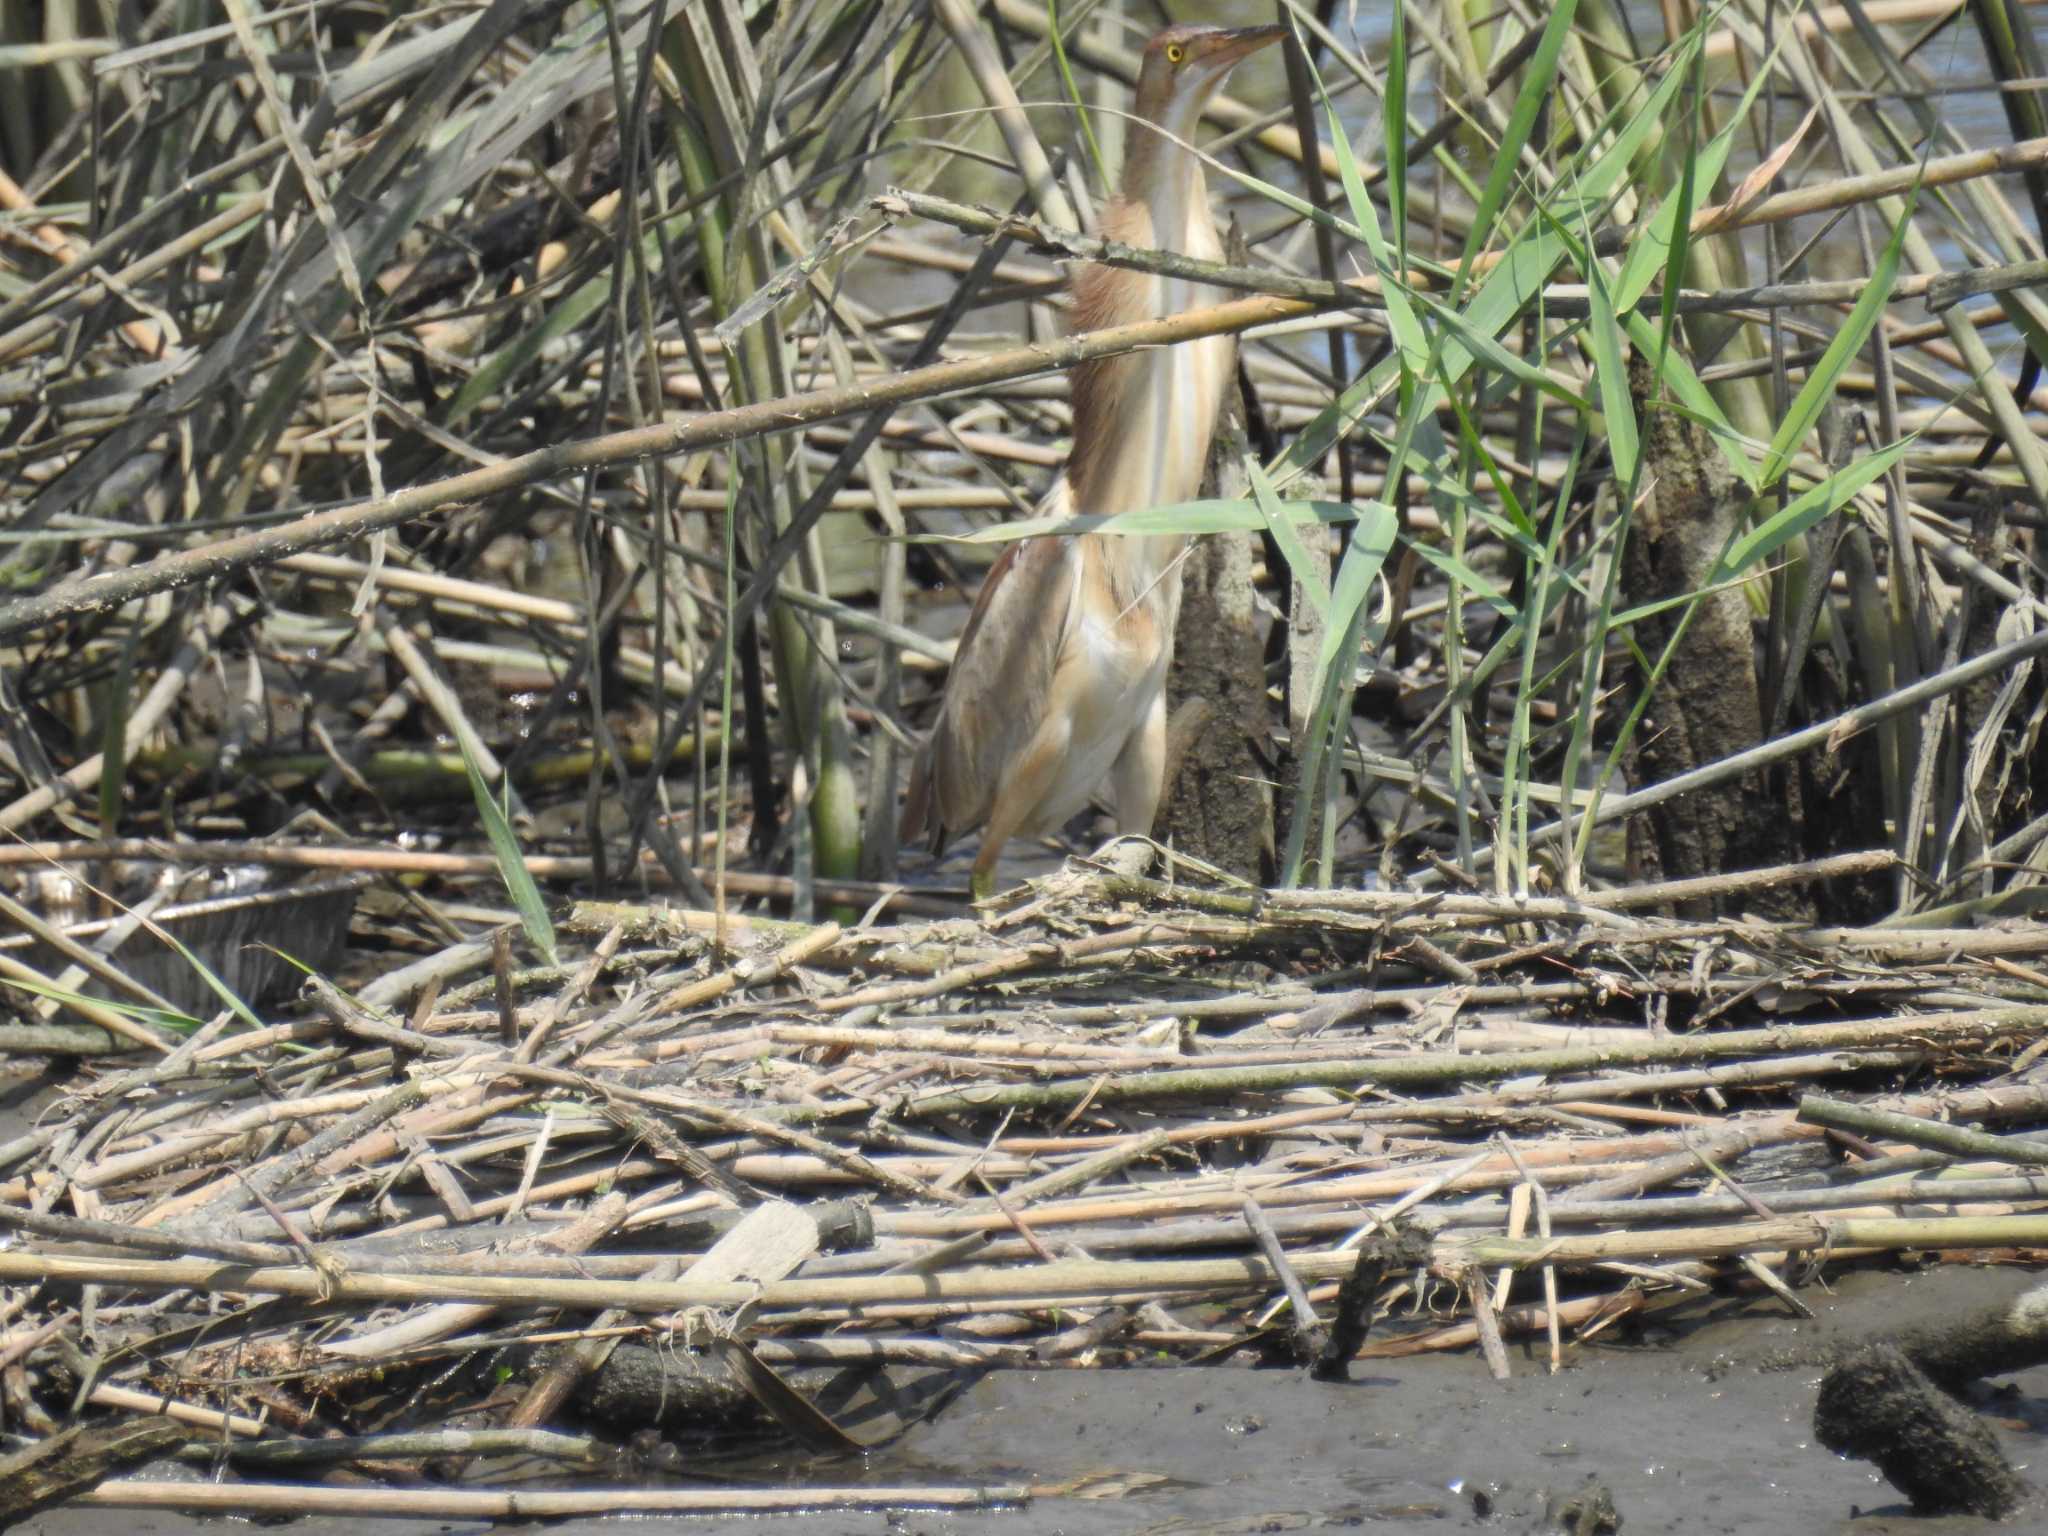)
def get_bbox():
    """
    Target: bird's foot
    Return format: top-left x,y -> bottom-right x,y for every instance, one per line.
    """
969,867 -> 997,903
